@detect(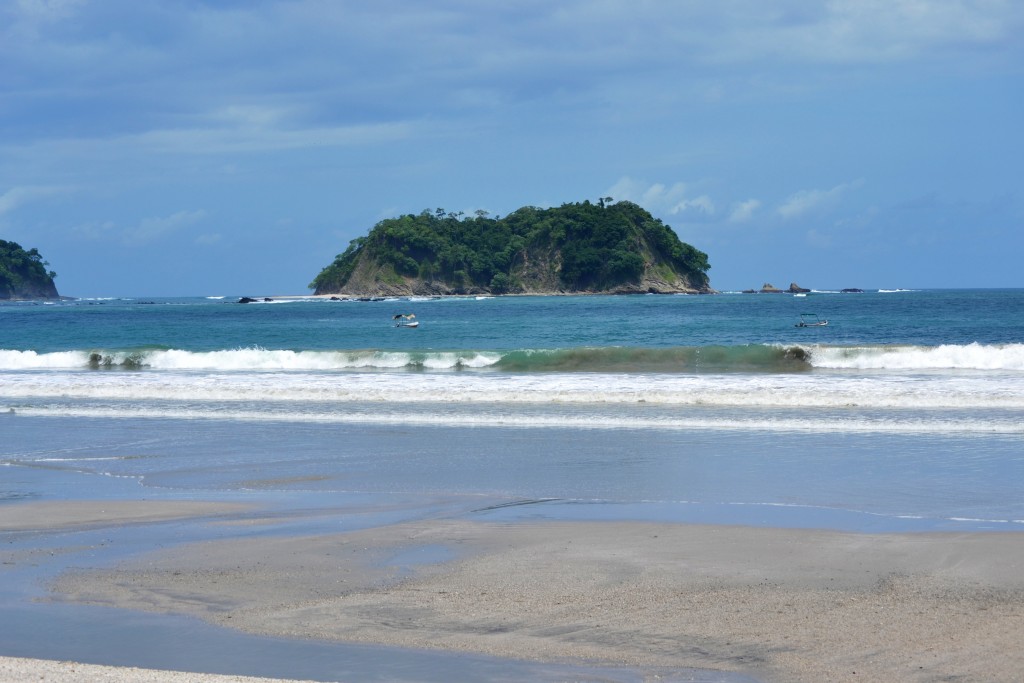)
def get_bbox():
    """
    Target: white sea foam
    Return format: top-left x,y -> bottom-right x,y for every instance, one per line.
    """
2,368 -> 1023,411
0,348 -> 508,371
6,399 -> 1022,435
0,349 -> 94,369
807,343 -> 1024,371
